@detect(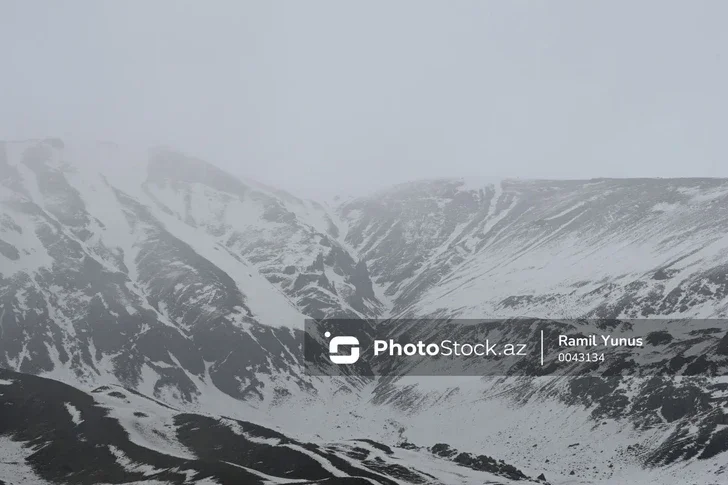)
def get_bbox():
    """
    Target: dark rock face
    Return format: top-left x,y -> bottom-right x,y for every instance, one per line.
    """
646,330 -> 674,345
0,238 -> 19,260
0,369 -> 475,485
426,442 -> 530,481
716,331 -> 728,356
0,369 -> 264,485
